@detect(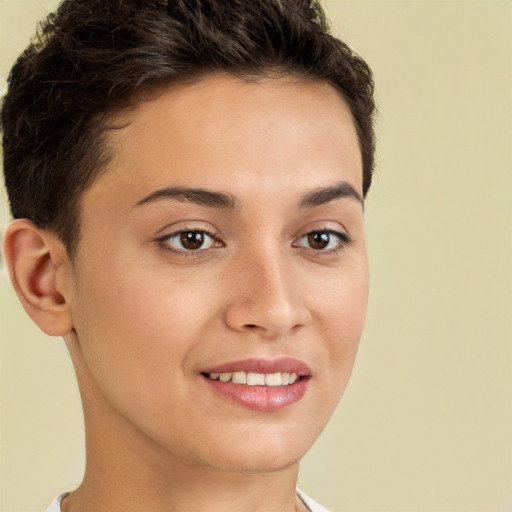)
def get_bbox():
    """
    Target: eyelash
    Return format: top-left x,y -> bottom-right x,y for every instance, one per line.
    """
292,229 -> 352,255
156,228 -> 352,256
156,228 -> 221,256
